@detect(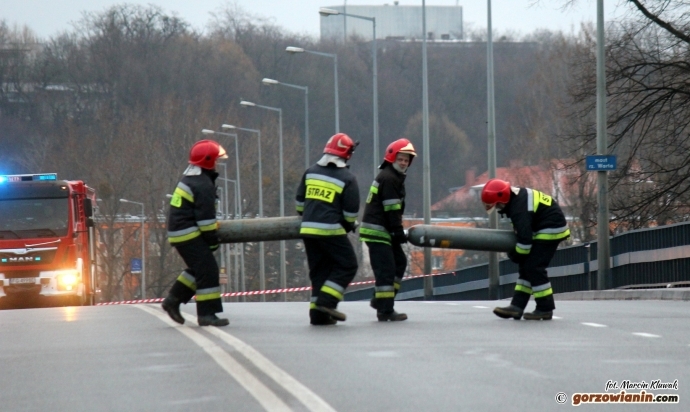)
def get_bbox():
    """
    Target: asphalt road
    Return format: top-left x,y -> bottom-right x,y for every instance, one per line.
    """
0,300 -> 687,411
